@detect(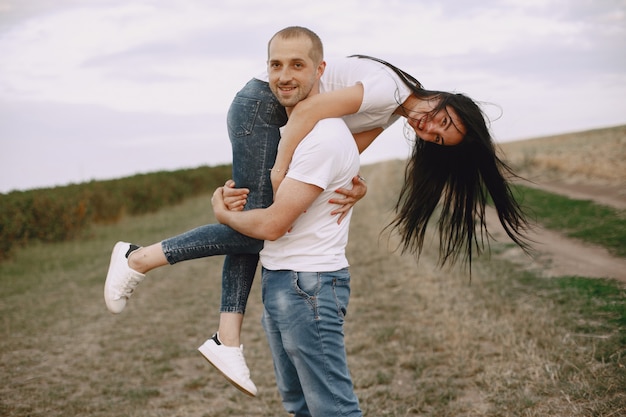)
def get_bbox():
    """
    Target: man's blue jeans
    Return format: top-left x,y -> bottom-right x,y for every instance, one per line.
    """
261,268 -> 362,417
161,79 -> 287,313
